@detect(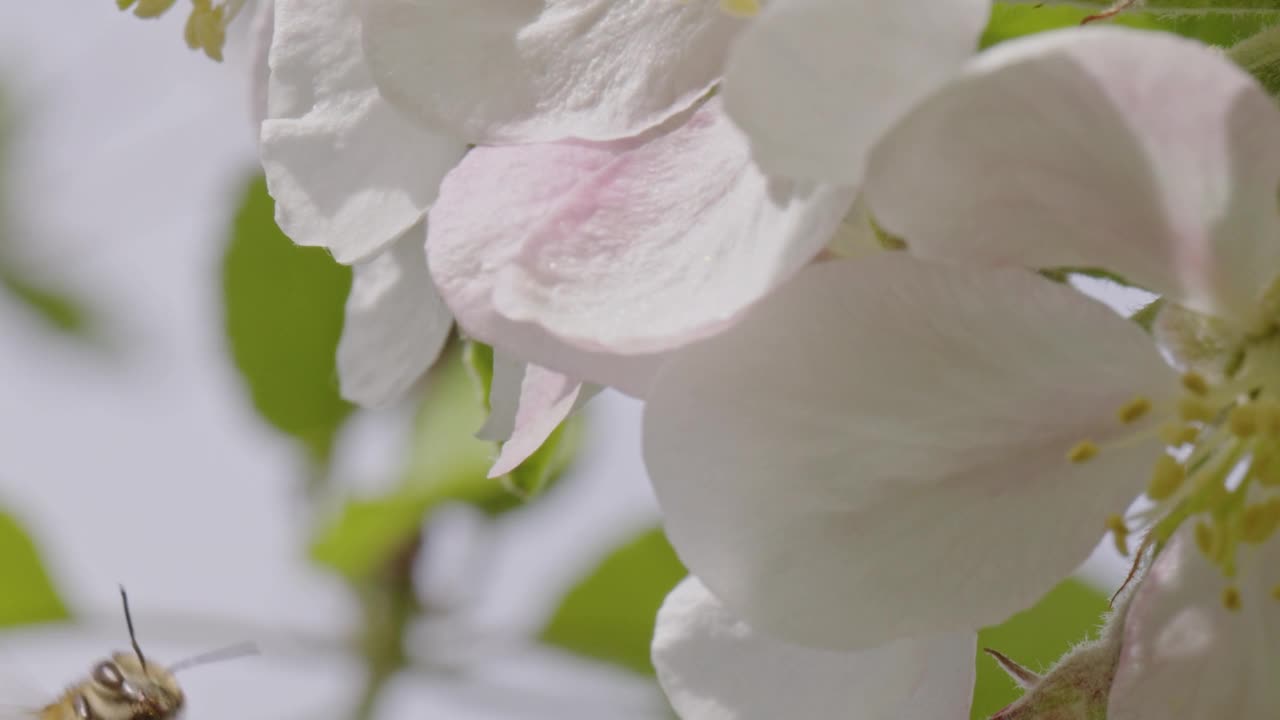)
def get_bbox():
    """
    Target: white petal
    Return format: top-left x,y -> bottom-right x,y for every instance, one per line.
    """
724,0 -> 988,184
337,225 -> 452,406
361,0 -> 746,143
644,254 -> 1178,649
1108,530 -> 1280,719
261,0 -> 466,264
654,577 -> 975,720
487,364 -> 582,478
489,100 -> 856,353
866,27 -> 1280,325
